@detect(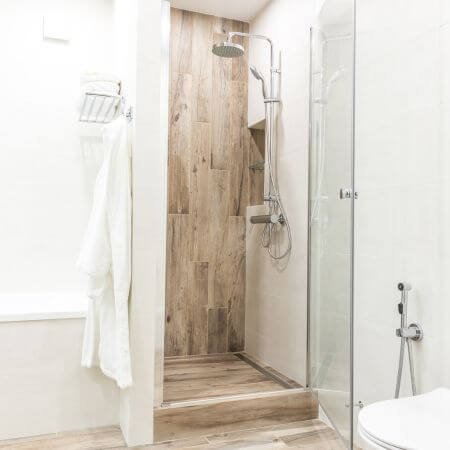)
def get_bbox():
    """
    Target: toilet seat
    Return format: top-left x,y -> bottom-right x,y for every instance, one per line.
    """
358,388 -> 450,450
358,423 -> 403,450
